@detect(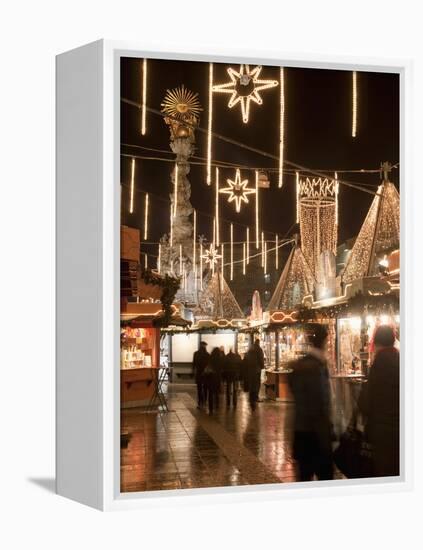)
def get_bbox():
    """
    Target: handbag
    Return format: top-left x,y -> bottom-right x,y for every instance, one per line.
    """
333,411 -> 373,479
